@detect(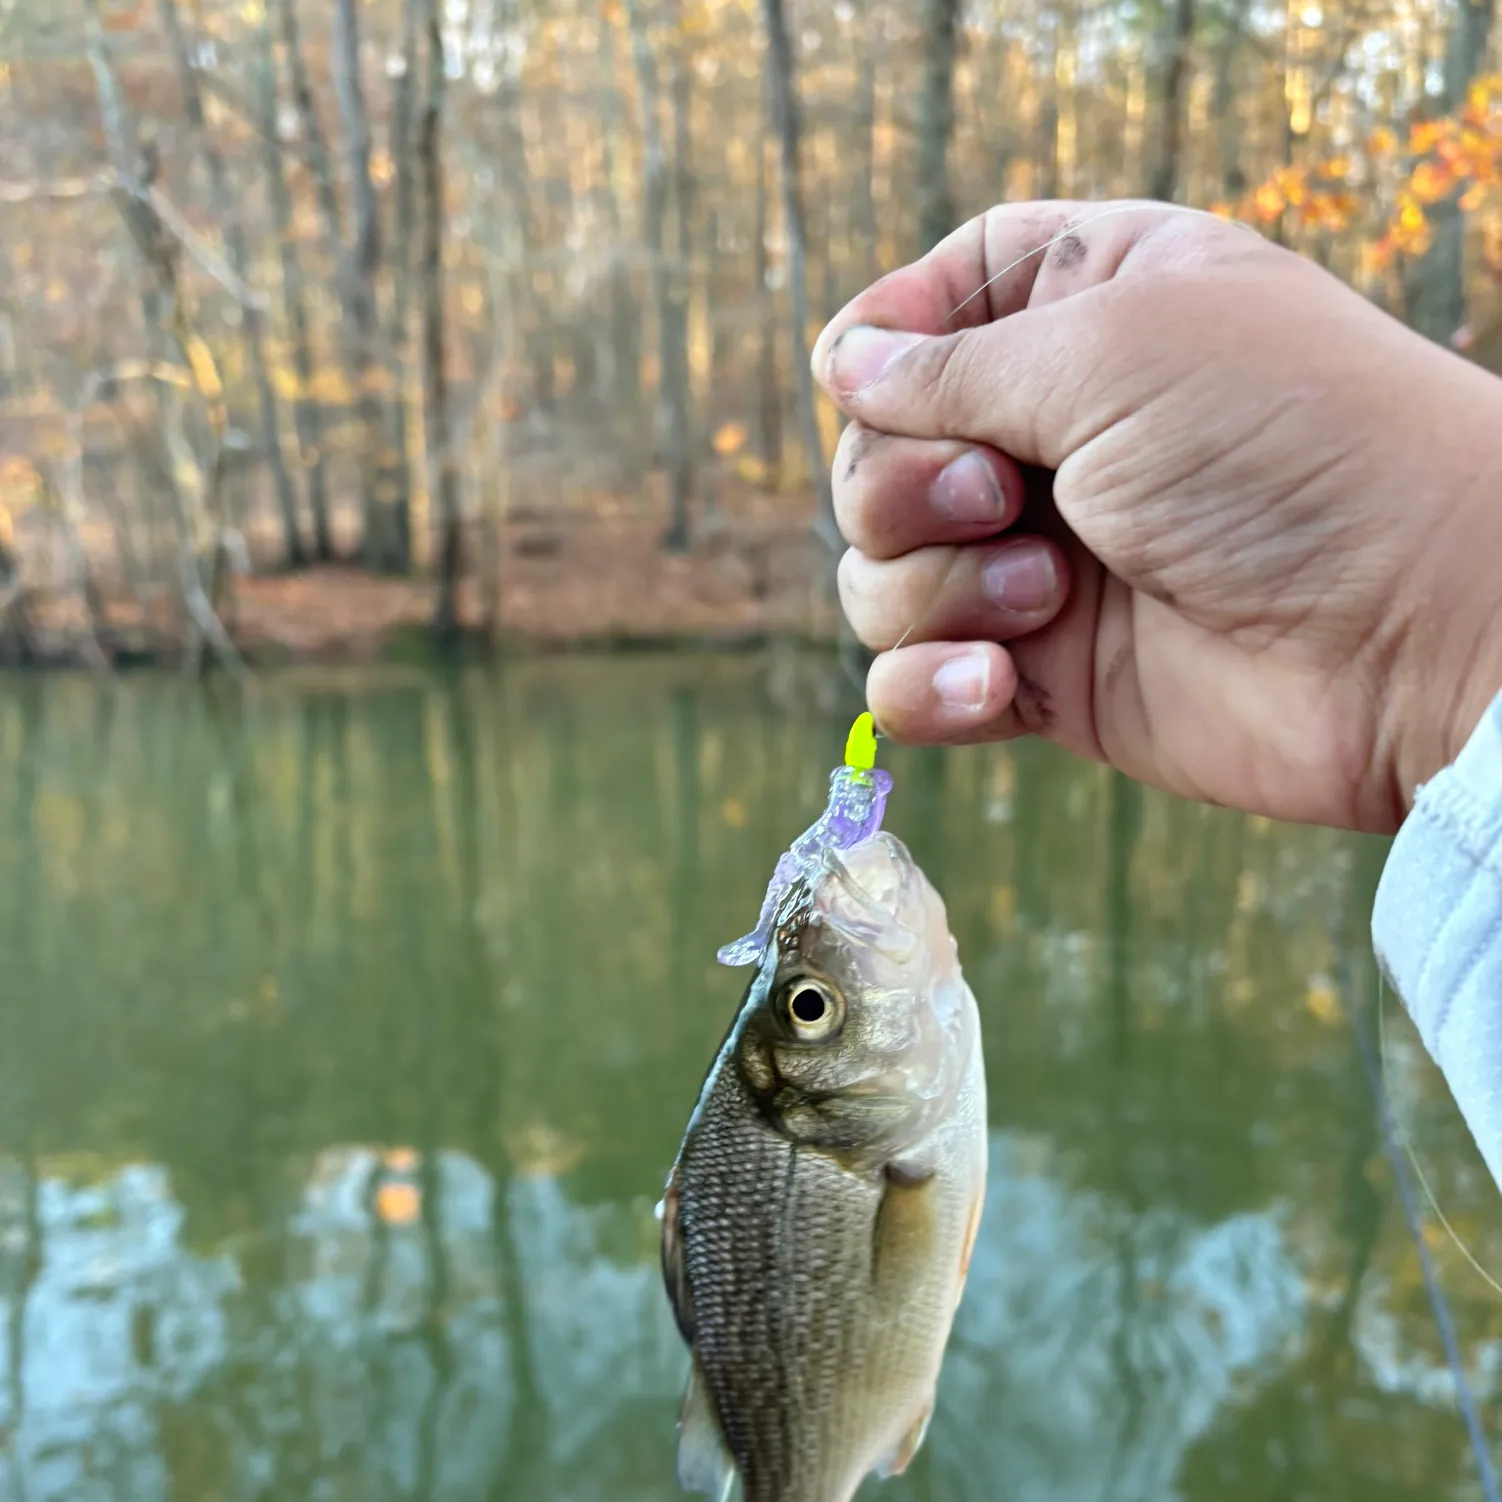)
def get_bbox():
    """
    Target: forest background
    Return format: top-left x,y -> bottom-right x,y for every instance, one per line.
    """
0,0 -> 1499,667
